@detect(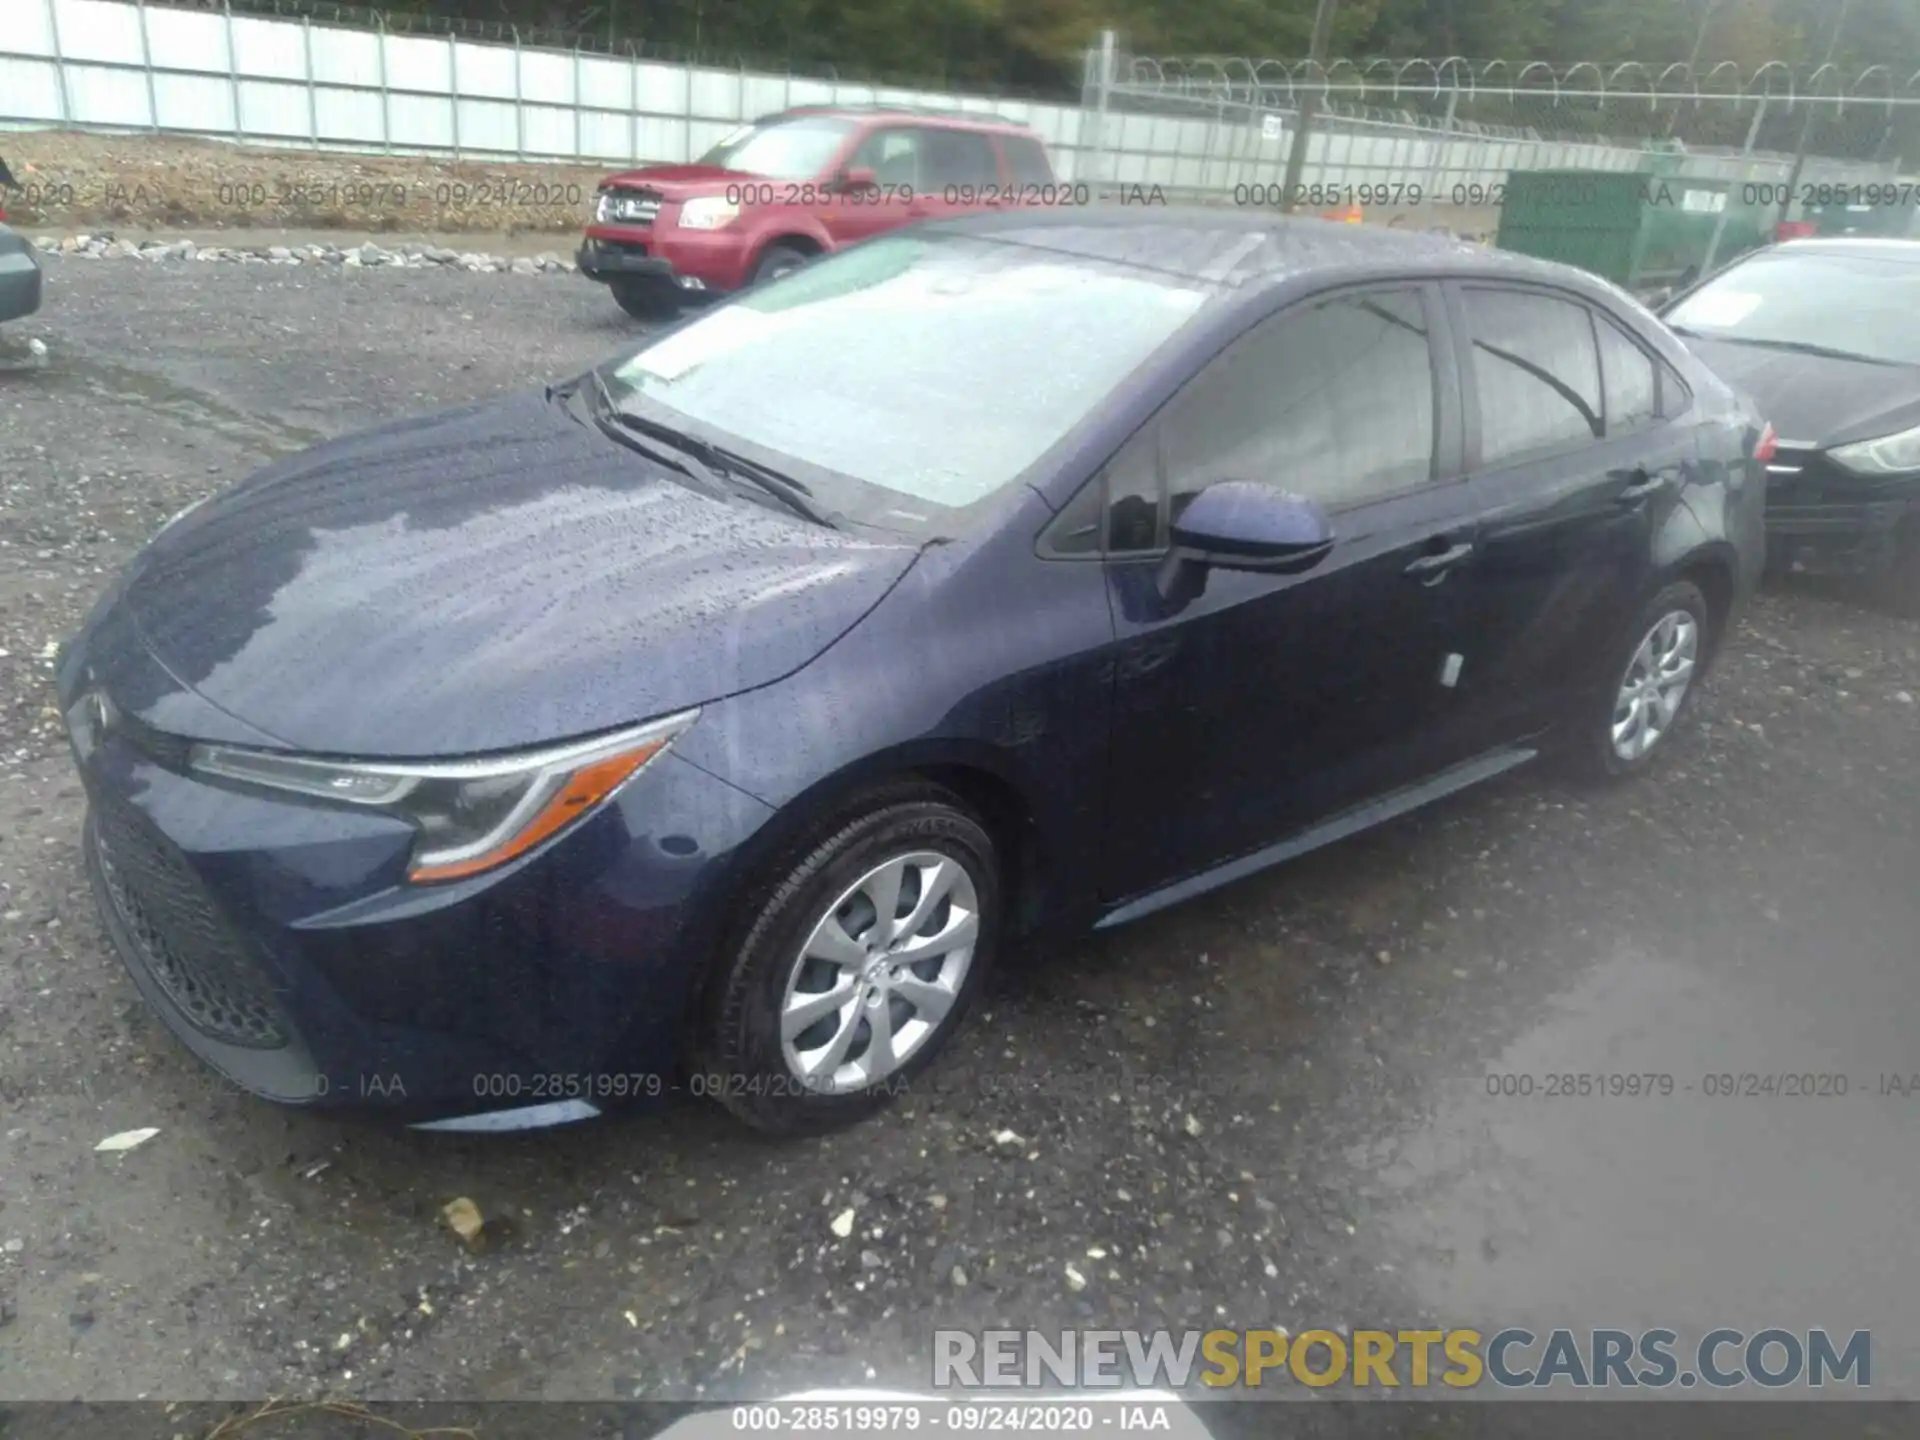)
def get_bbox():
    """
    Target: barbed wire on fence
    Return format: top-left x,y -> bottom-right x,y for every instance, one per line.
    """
1103,54 -> 1920,110
1084,49 -> 1920,171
